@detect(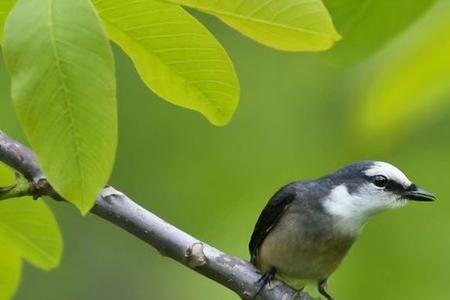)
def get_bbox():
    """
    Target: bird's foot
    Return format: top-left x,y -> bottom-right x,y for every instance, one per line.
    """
252,267 -> 276,299
318,279 -> 333,300
256,266 -> 276,285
